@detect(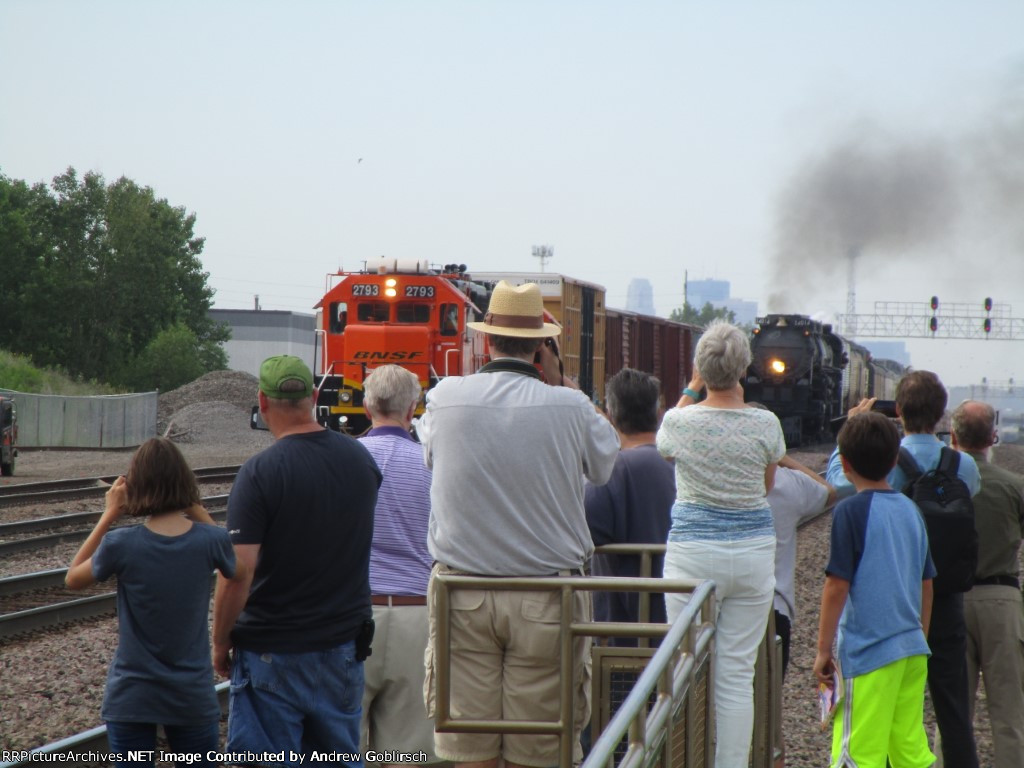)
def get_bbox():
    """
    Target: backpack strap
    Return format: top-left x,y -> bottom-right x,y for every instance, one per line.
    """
937,446 -> 961,474
897,447 -> 922,486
